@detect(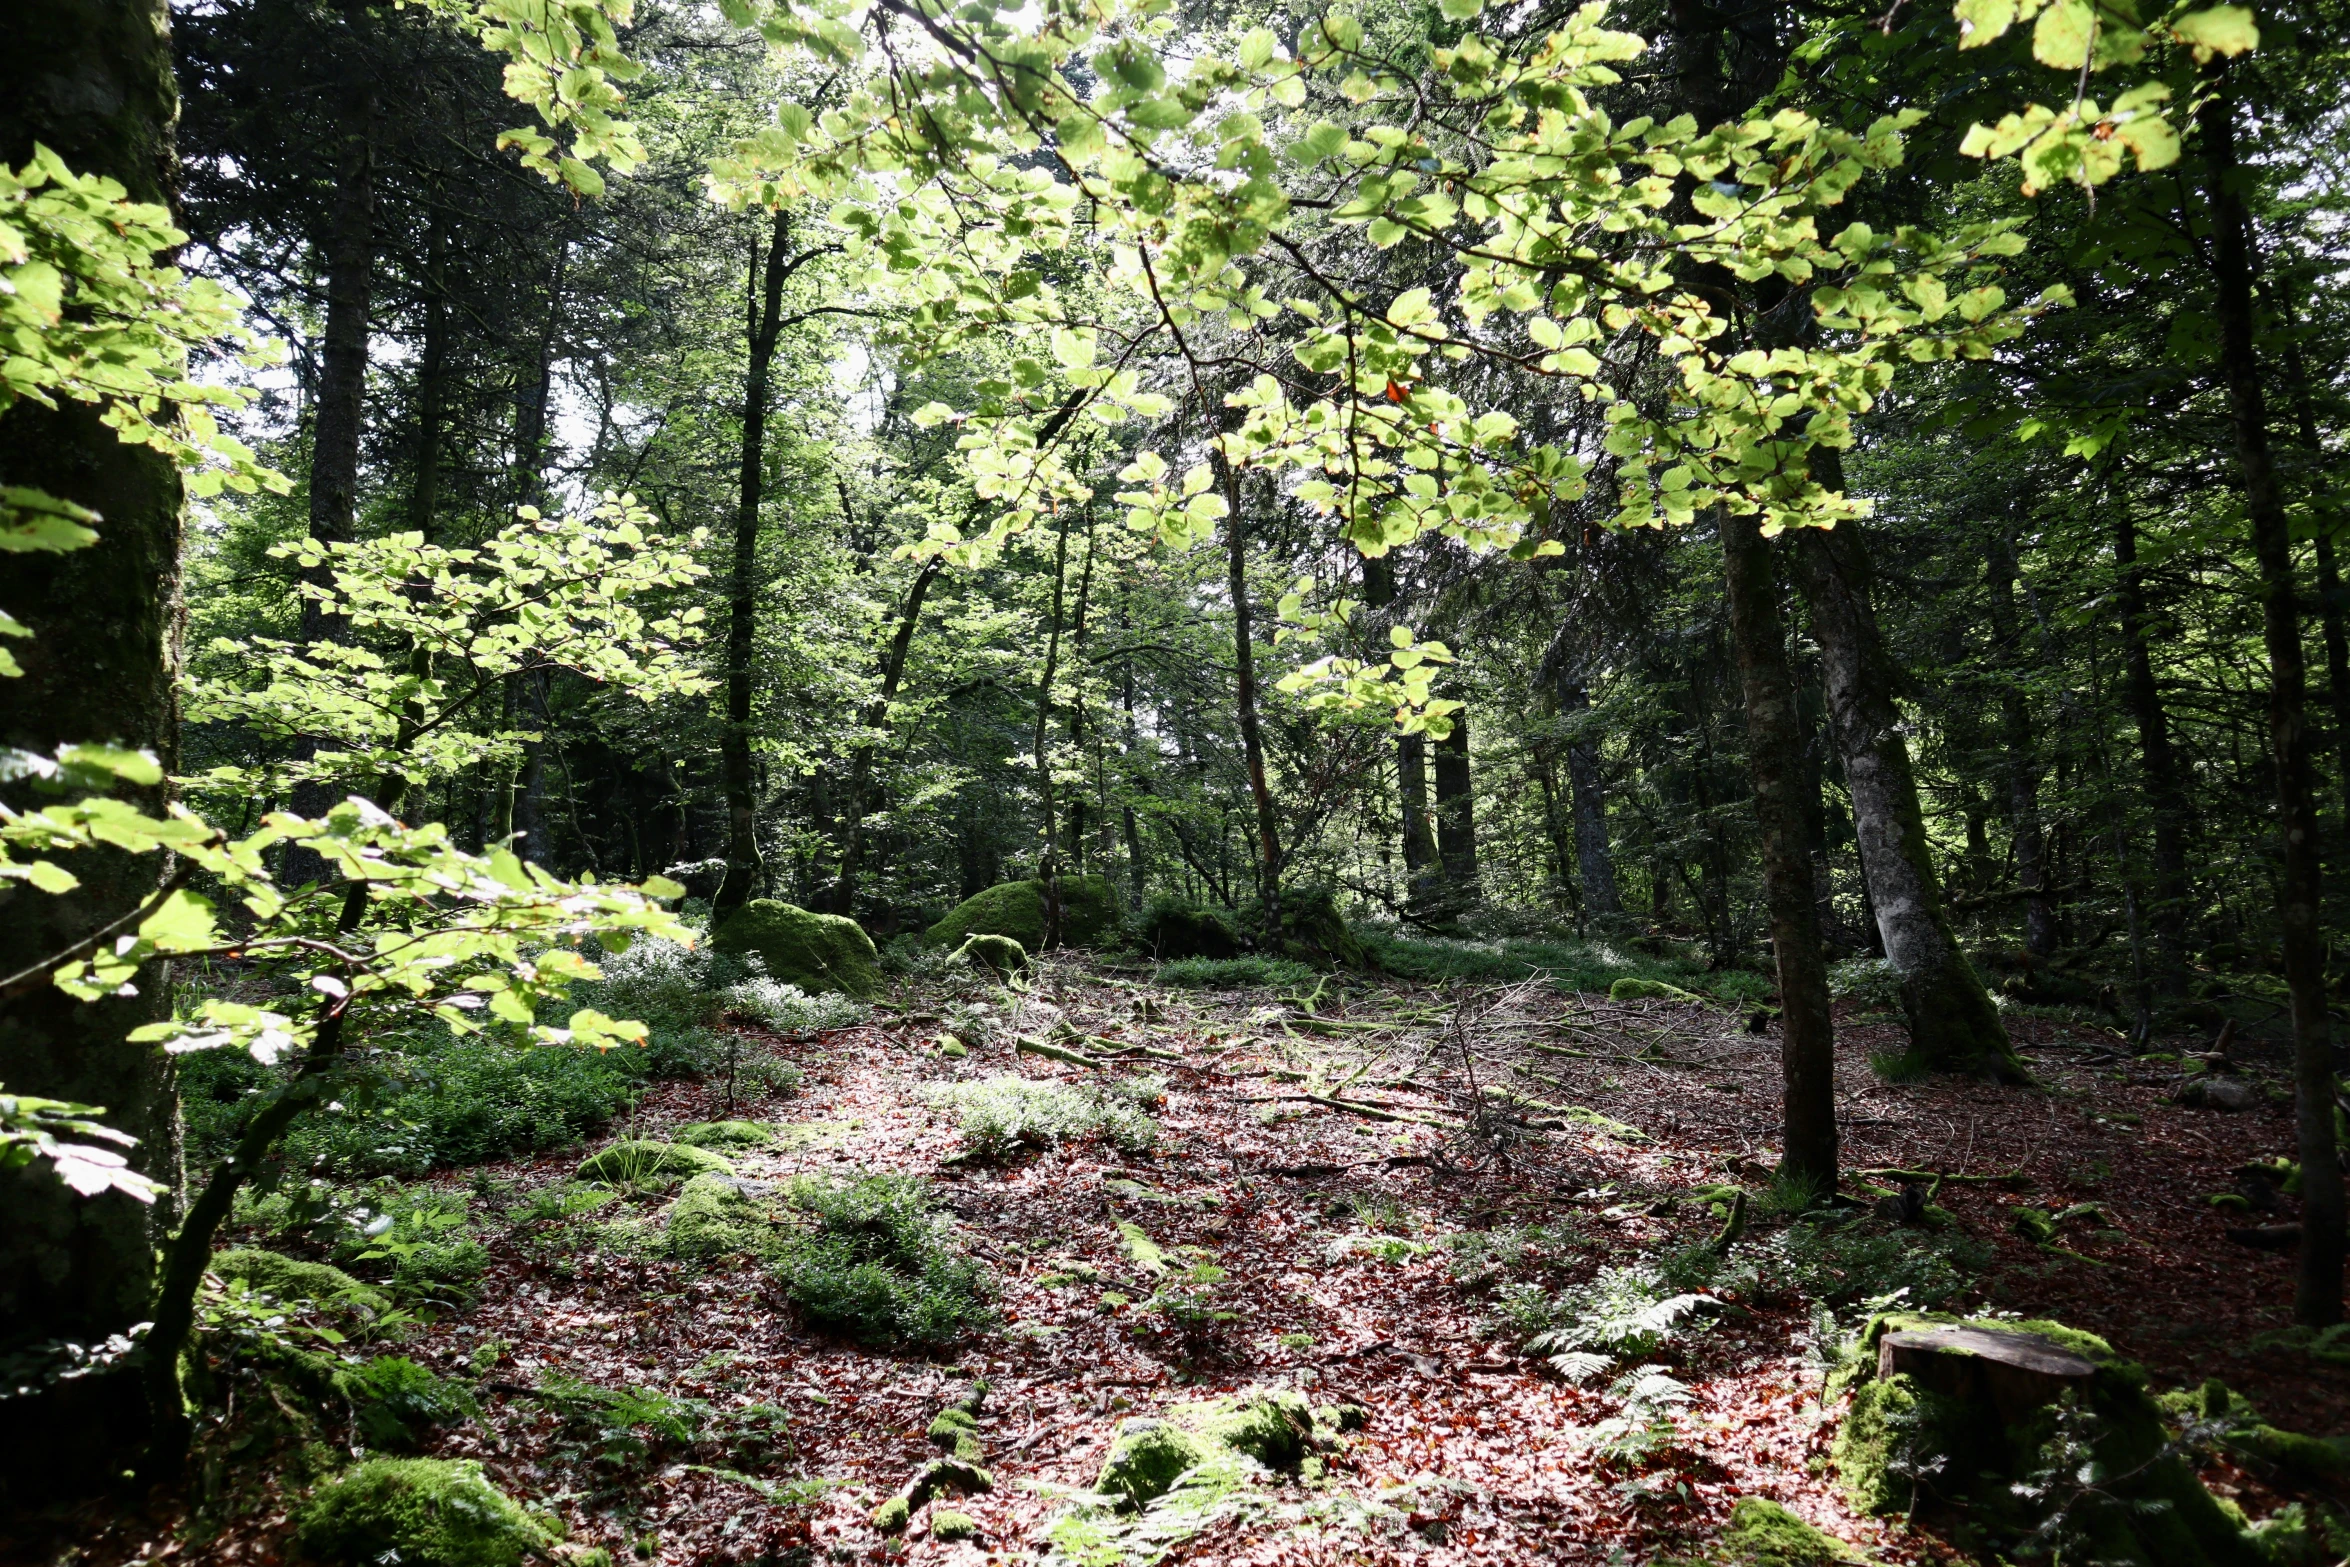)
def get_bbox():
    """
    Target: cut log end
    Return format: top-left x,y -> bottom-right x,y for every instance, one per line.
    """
1878,1326 -> 2097,1425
